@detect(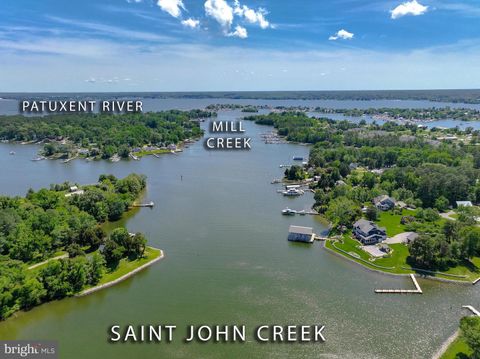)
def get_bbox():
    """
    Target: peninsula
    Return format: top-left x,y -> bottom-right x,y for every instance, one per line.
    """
0,173 -> 161,320
0,110 -> 213,161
